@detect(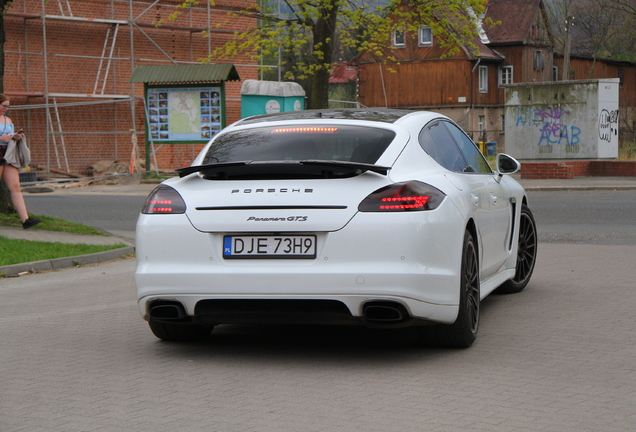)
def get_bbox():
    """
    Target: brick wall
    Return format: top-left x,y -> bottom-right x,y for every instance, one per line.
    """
3,0 -> 258,175
521,161 -> 636,179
